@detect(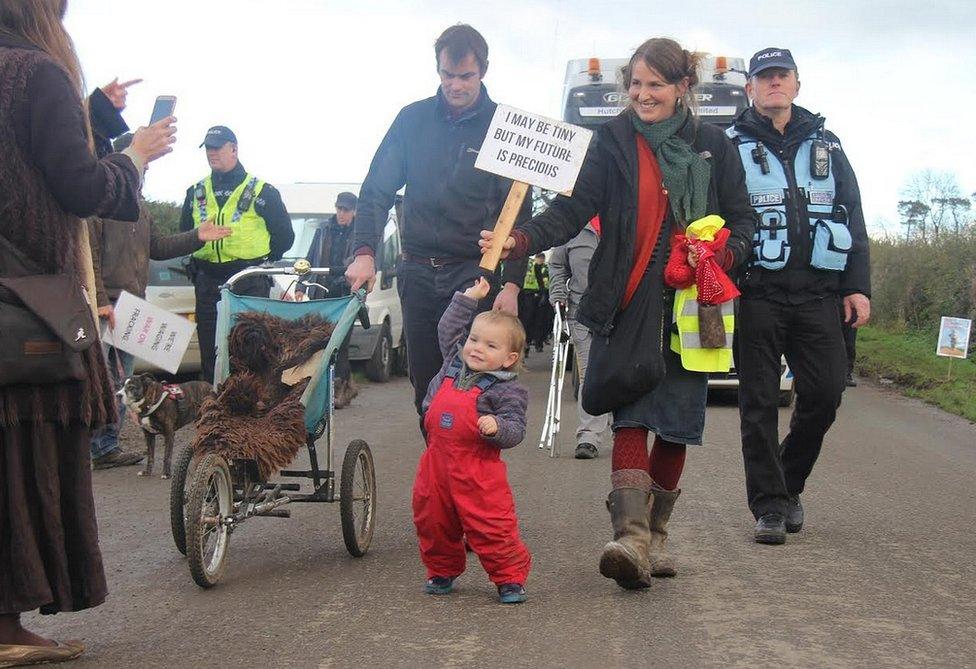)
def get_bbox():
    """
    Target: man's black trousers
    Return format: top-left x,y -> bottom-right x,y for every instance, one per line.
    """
194,271 -> 270,384
735,295 -> 847,518
397,260 -> 494,416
